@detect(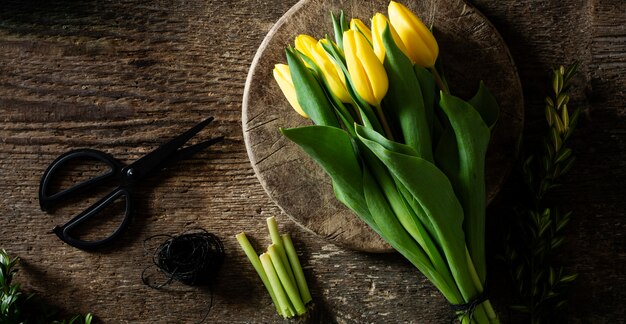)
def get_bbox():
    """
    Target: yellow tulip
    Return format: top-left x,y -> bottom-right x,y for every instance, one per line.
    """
294,34 -> 318,66
343,30 -> 388,106
295,35 -> 351,104
371,12 -> 410,63
313,41 -> 352,103
388,1 -> 439,67
273,64 -> 309,118
349,18 -> 373,45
